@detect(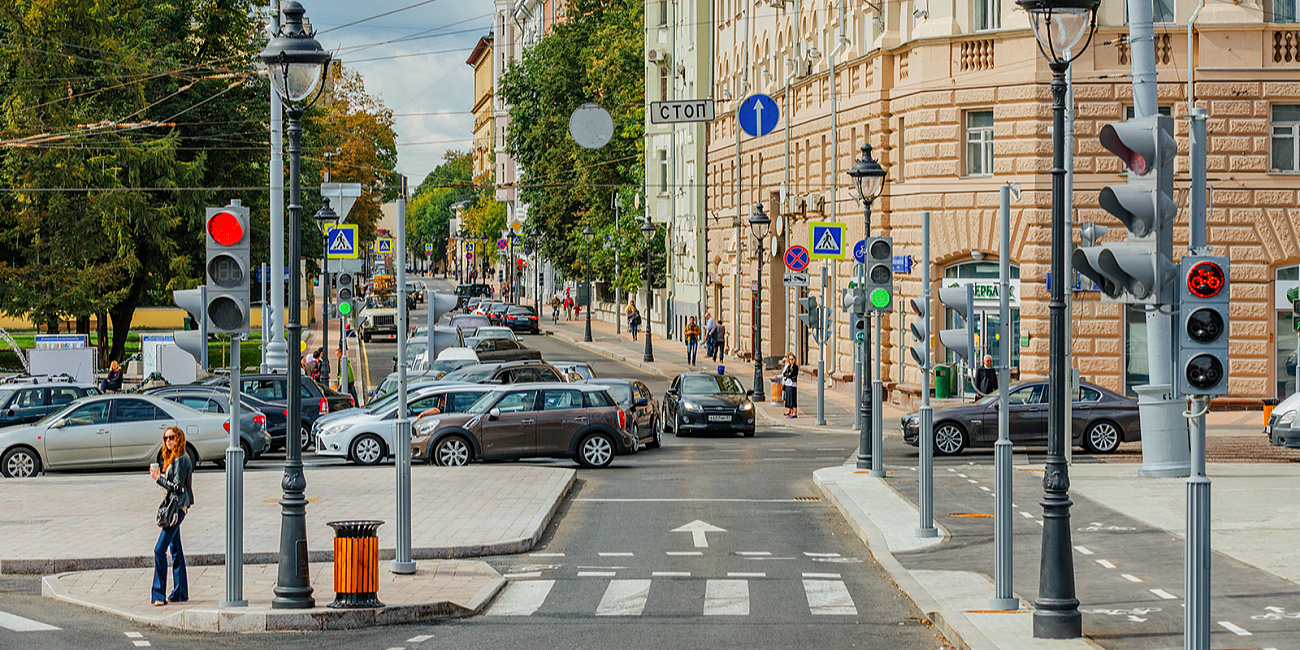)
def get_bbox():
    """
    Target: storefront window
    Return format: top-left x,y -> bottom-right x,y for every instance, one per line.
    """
1124,307 -> 1148,398
1277,266 -> 1299,399
943,261 -> 1021,396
